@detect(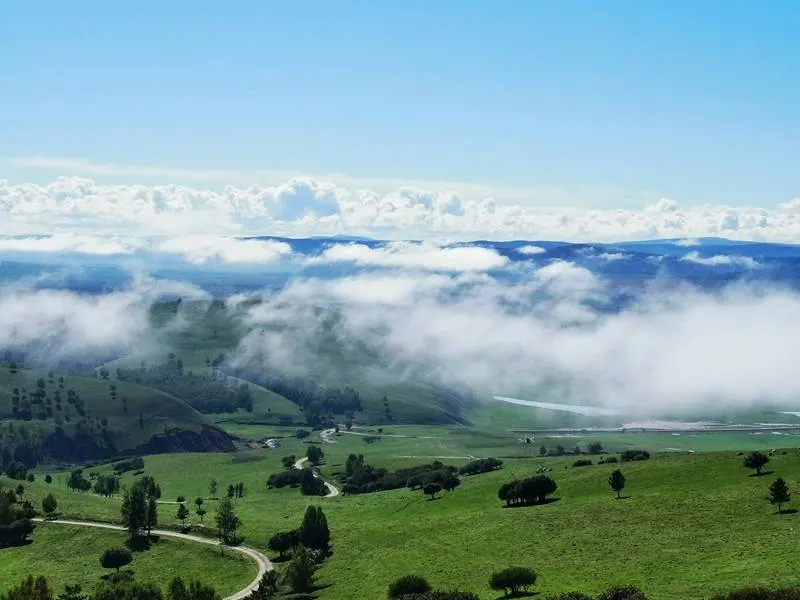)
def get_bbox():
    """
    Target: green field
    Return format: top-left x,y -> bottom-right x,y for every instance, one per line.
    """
0,523 -> 255,597
5,425 -> 800,599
